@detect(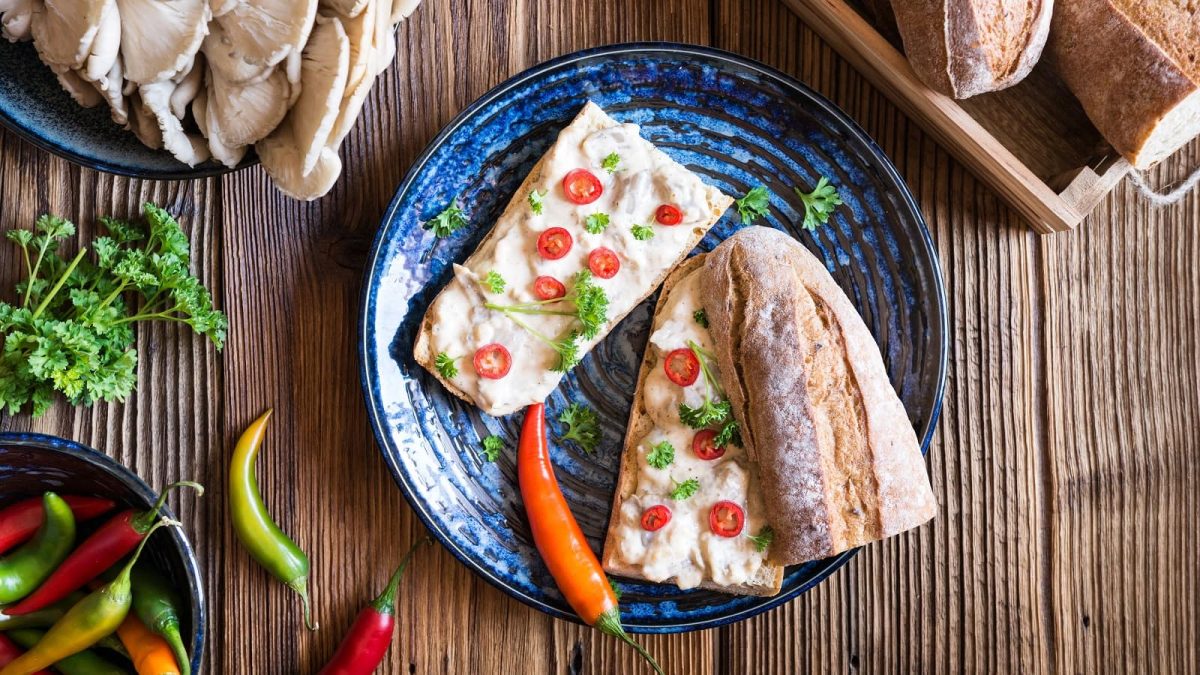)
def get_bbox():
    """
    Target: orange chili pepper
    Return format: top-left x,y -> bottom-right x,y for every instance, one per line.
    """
517,403 -> 662,674
116,614 -> 180,675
